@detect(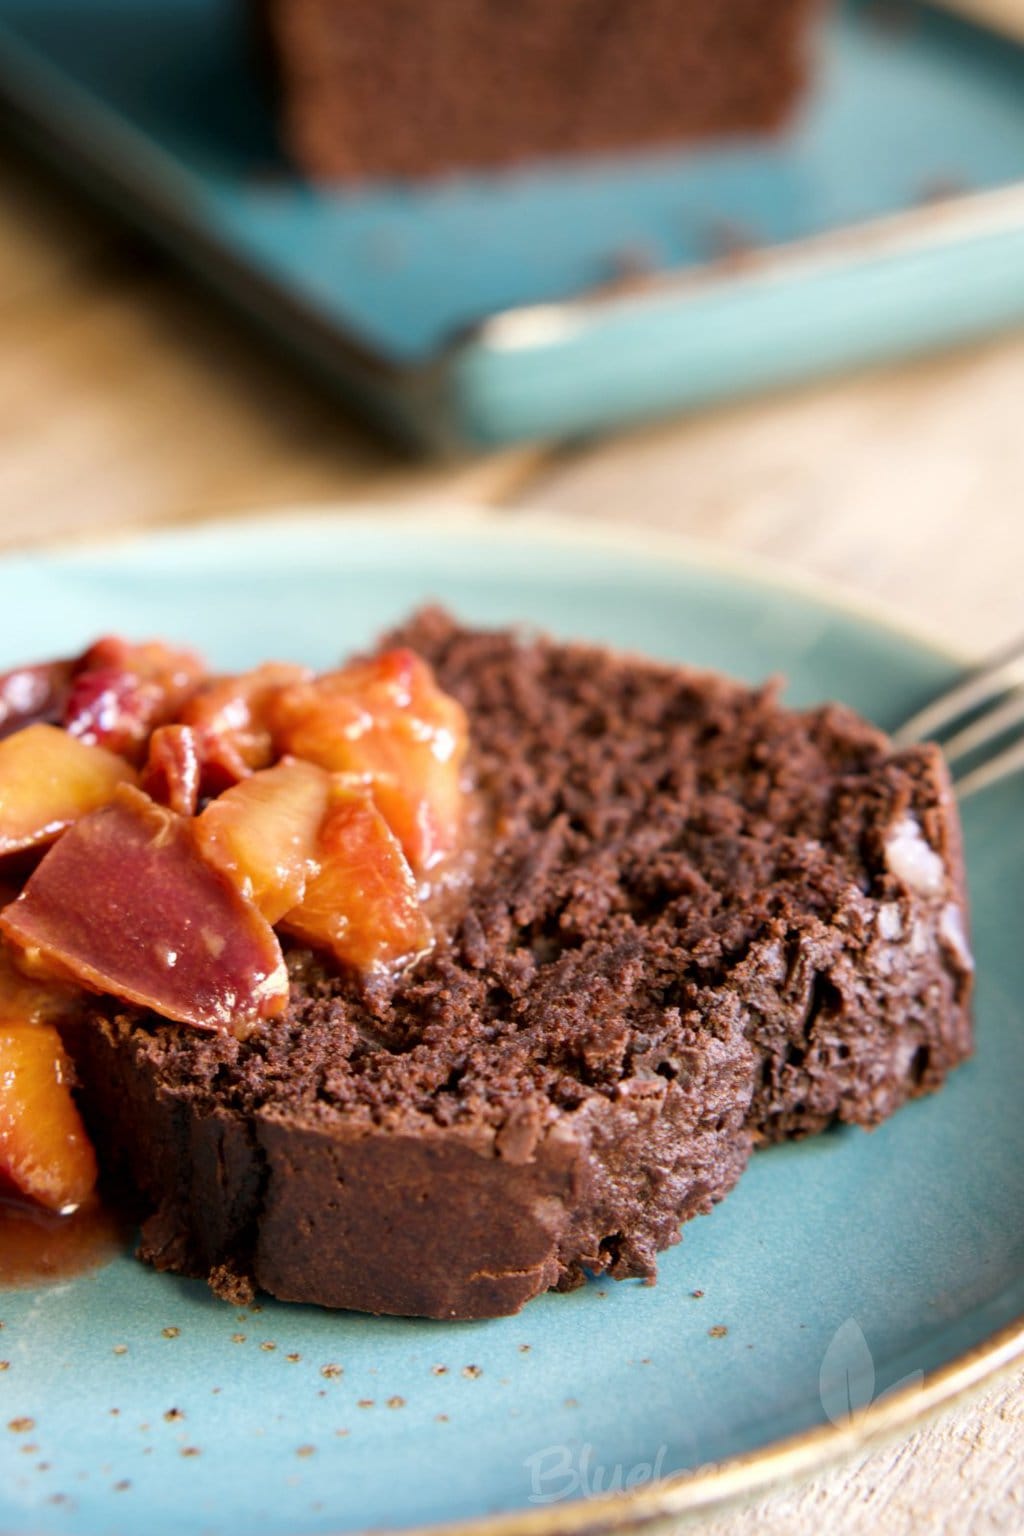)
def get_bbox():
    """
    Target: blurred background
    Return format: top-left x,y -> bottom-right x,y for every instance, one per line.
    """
0,0 -> 1022,1530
